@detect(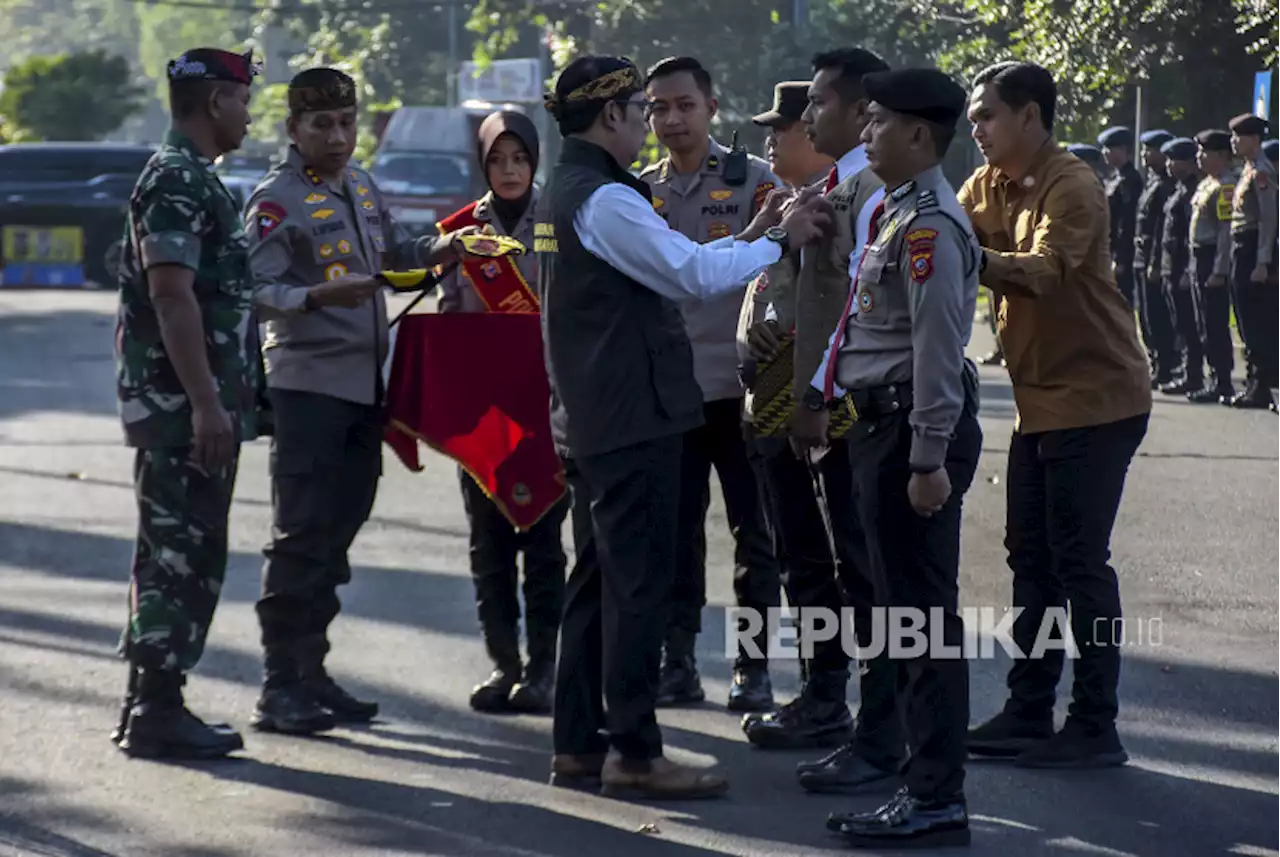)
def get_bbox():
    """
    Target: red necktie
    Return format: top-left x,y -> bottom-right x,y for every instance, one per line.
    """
824,166 -> 839,193
822,199 -> 886,398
